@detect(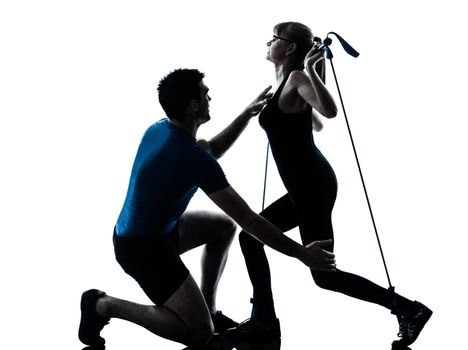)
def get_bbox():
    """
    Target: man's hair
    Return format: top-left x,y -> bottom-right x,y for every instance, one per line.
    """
157,68 -> 205,120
